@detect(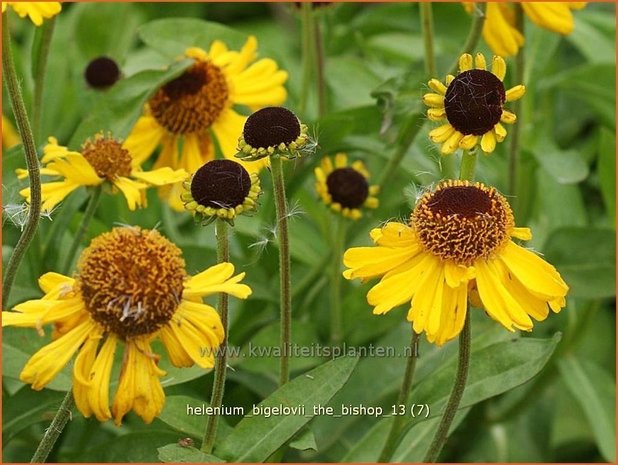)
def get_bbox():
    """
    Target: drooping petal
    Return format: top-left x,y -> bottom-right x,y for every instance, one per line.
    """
113,177 -> 148,211
86,335 -> 117,422
20,319 -> 97,390
123,114 -> 166,167
522,2 -> 577,35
